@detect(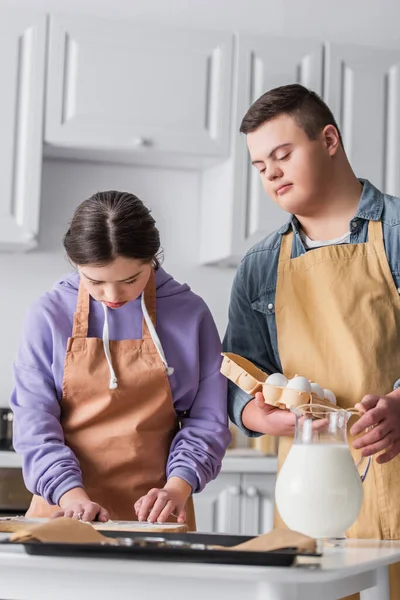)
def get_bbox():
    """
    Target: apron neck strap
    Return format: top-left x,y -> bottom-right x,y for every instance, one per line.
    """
72,279 -> 90,338
142,269 -> 157,340
279,219 -> 383,263
367,219 -> 383,243
279,229 -> 295,262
